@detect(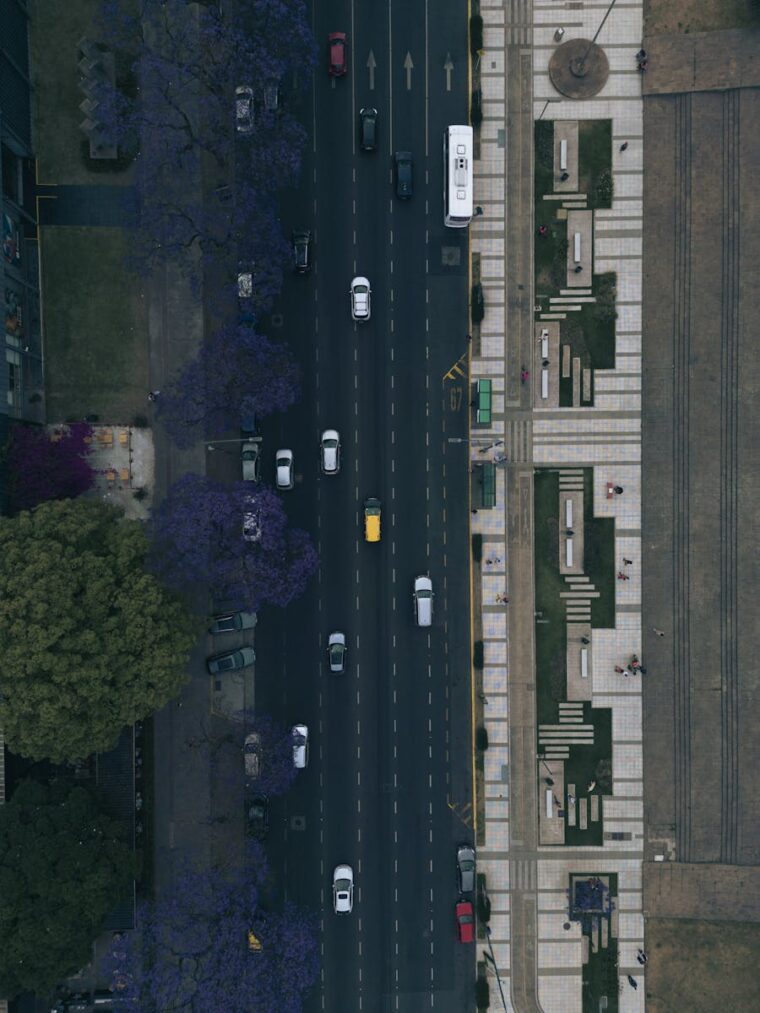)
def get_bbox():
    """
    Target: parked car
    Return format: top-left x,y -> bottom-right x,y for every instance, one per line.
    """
235,85 -> 254,133
209,611 -> 257,635
350,277 -> 371,321
395,151 -> 413,199
455,900 -> 474,943
238,264 -> 254,300
292,230 -> 311,273
275,449 -> 294,490
292,724 -> 309,769
242,496 -> 262,542
363,497 -> 381,543
207,646 -> 256,675
359,107 -> 377,151
328,32 -> 348,76
327,631 -> 347,673
413,575 -> 434,627
243,731 -> 261,779
333,865 -> 354,913
320,429 -> 340,474
241,441 -> 262,482
246,795 -> 269,839
456,844 -> 476,893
